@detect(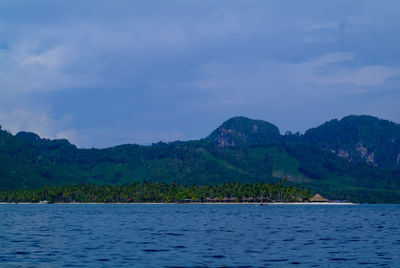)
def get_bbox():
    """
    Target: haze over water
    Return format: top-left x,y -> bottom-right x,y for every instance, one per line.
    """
1,204 -> 399,267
